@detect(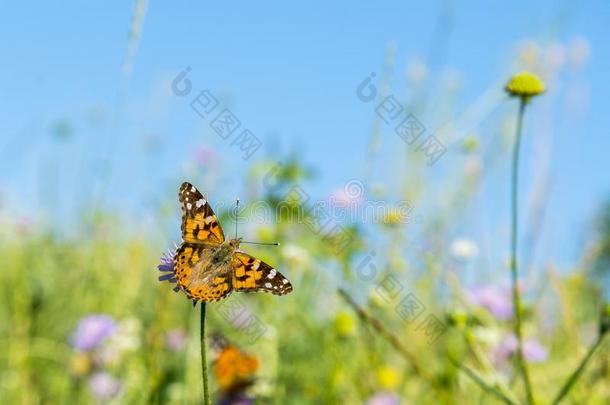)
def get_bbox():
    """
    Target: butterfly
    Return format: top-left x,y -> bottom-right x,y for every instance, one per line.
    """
172,182 -> 293,302
210,333 -> 259,394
